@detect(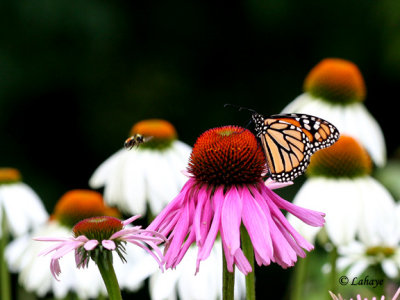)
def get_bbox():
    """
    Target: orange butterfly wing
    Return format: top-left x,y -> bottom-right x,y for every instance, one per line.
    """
254,113 -> 339,182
